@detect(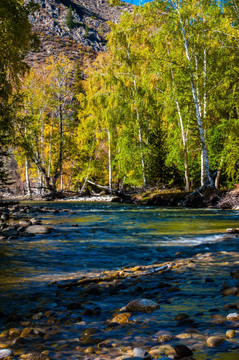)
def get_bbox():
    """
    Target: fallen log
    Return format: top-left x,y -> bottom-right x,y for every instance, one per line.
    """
188,171 -> 218,198
86,180 -> 123,196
